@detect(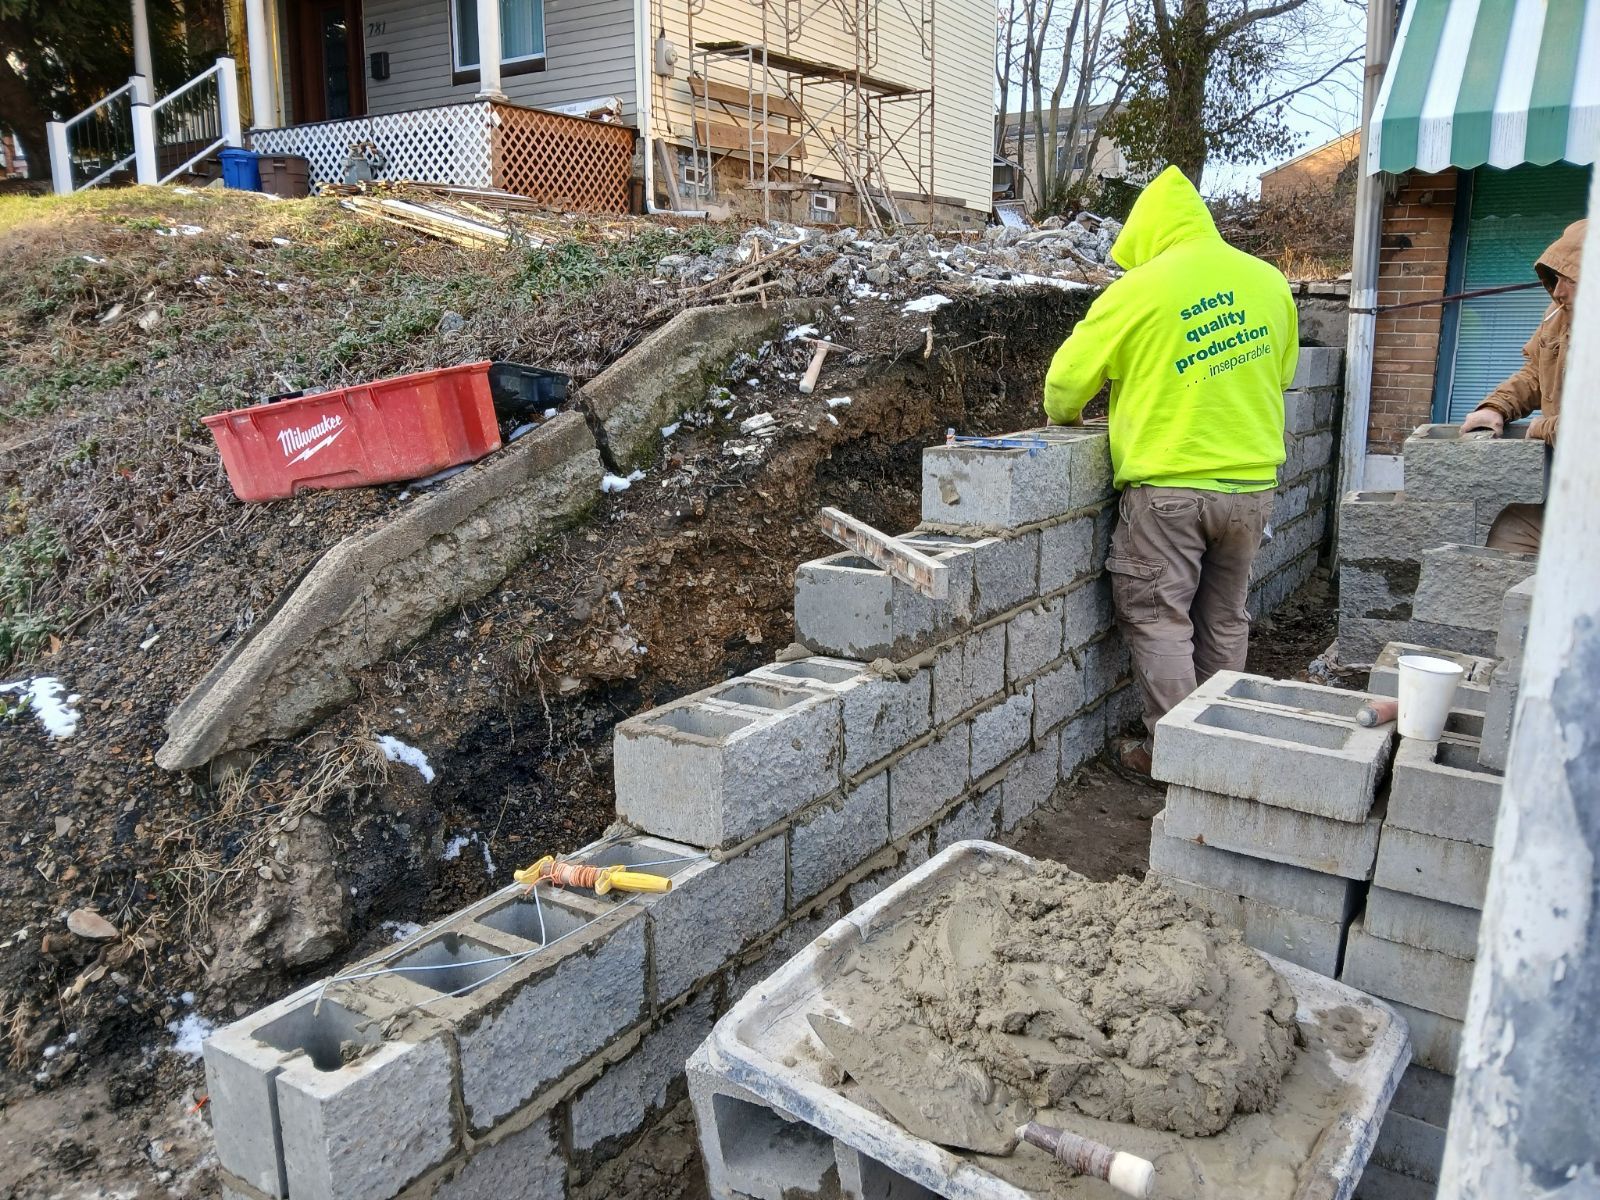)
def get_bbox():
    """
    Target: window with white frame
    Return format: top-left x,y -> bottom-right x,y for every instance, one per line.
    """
453,0 -> 546,71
